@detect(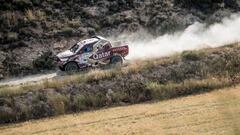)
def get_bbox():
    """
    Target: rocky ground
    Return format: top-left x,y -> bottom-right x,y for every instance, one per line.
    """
0,0 -> 239,78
